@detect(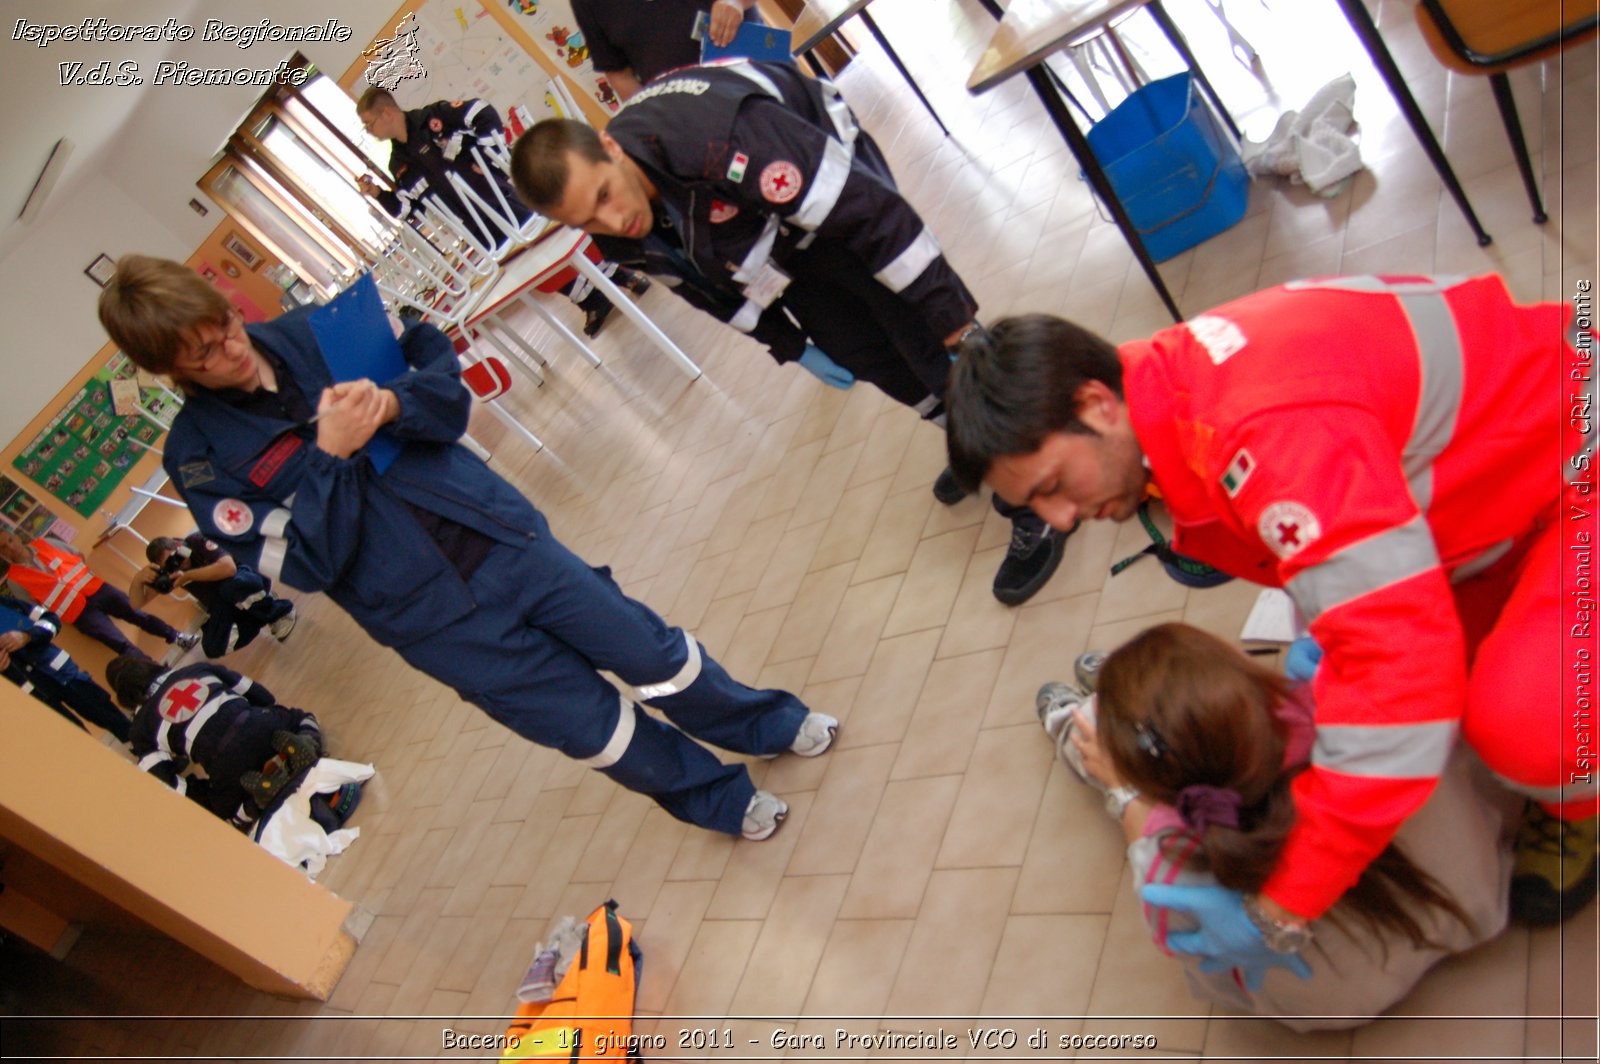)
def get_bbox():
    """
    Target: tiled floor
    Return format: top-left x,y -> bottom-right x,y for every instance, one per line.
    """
7,0 -> 1597,1060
